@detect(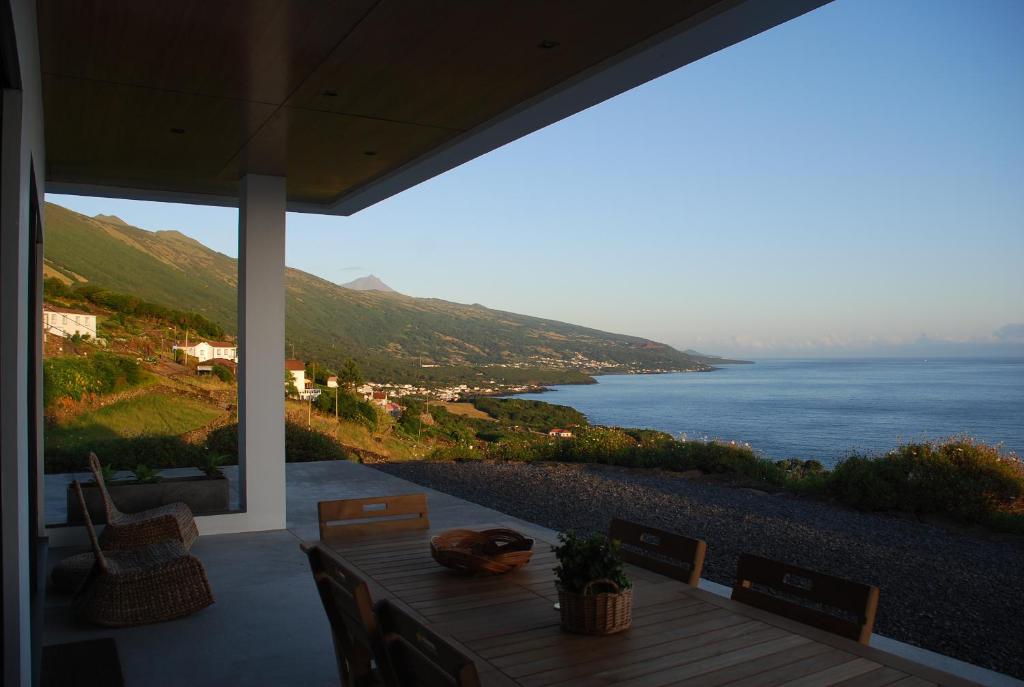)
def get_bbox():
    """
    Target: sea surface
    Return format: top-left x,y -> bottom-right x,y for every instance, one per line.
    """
515,358 -> 1024,466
